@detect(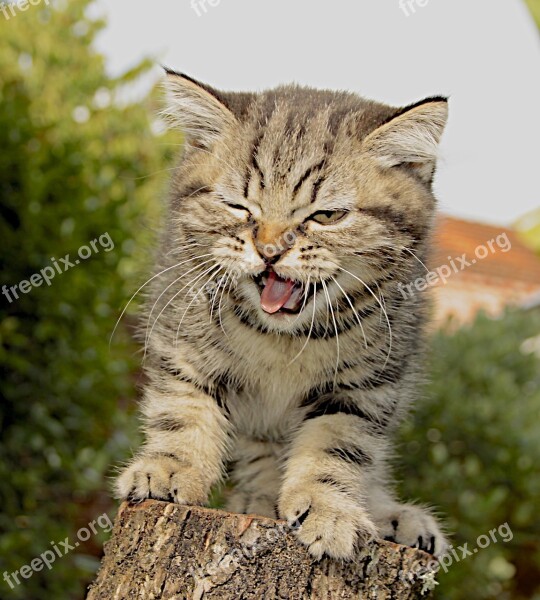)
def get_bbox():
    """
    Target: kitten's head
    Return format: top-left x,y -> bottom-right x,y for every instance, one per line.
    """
162,70 -> 448,334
